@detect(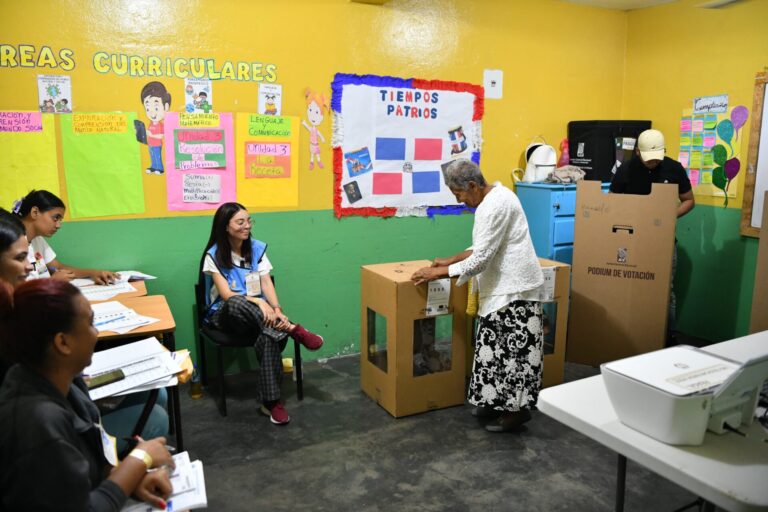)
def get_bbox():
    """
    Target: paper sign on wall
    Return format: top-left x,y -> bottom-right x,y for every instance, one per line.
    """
184,78 -> 213,114
37,75 -> 72,113
258,83 -> 282,116
174,129 -> 226,169
164,112 -> 236,211
0,112 -> 59,211
235,113 -> 299,207
60,112 -> 144,218
245,142 -> 291,178
182,173 -> 221,203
